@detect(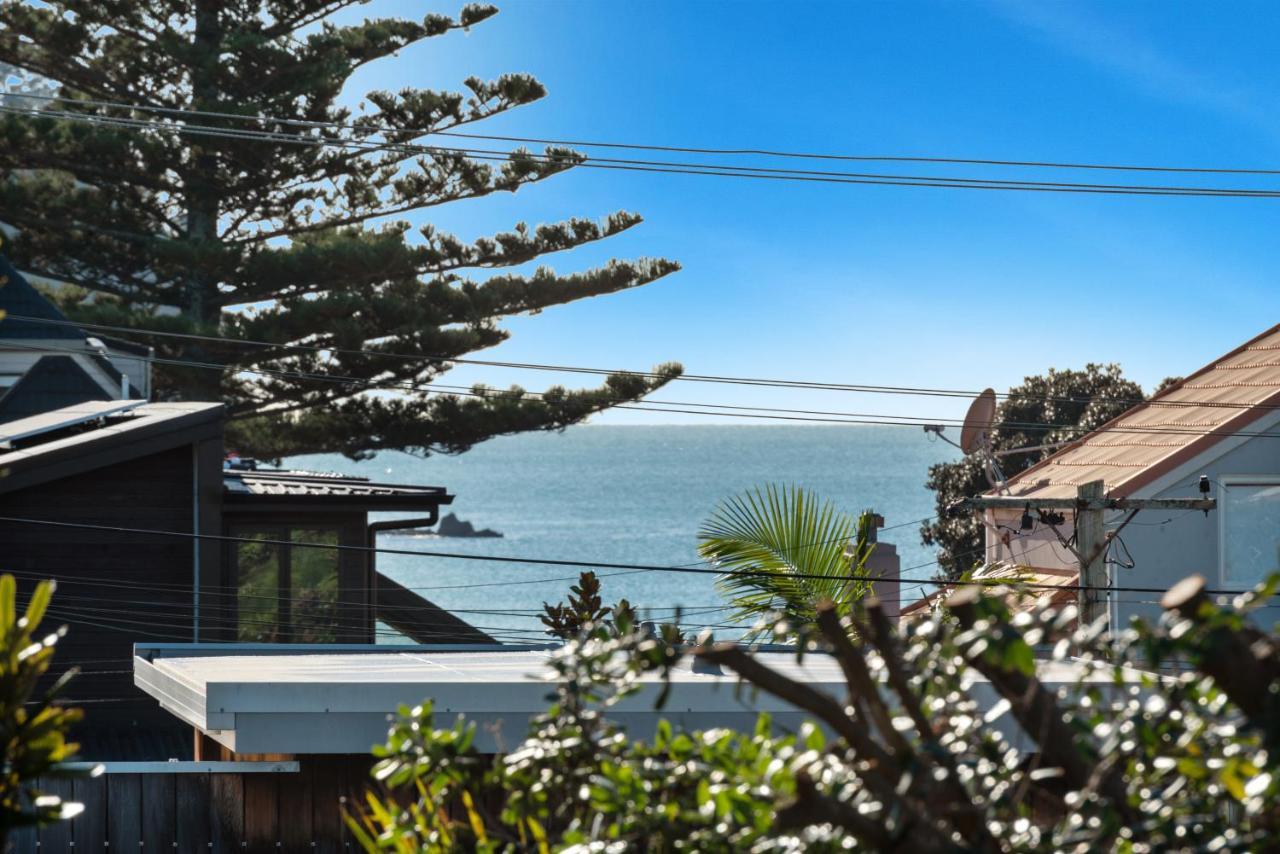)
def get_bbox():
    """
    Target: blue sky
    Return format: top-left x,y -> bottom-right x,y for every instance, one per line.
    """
335,0 -> 1280,425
